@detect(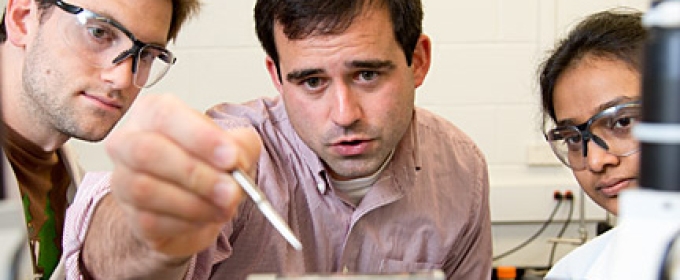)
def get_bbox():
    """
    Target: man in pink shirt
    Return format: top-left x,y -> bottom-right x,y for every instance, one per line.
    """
63,0 -> 492,279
